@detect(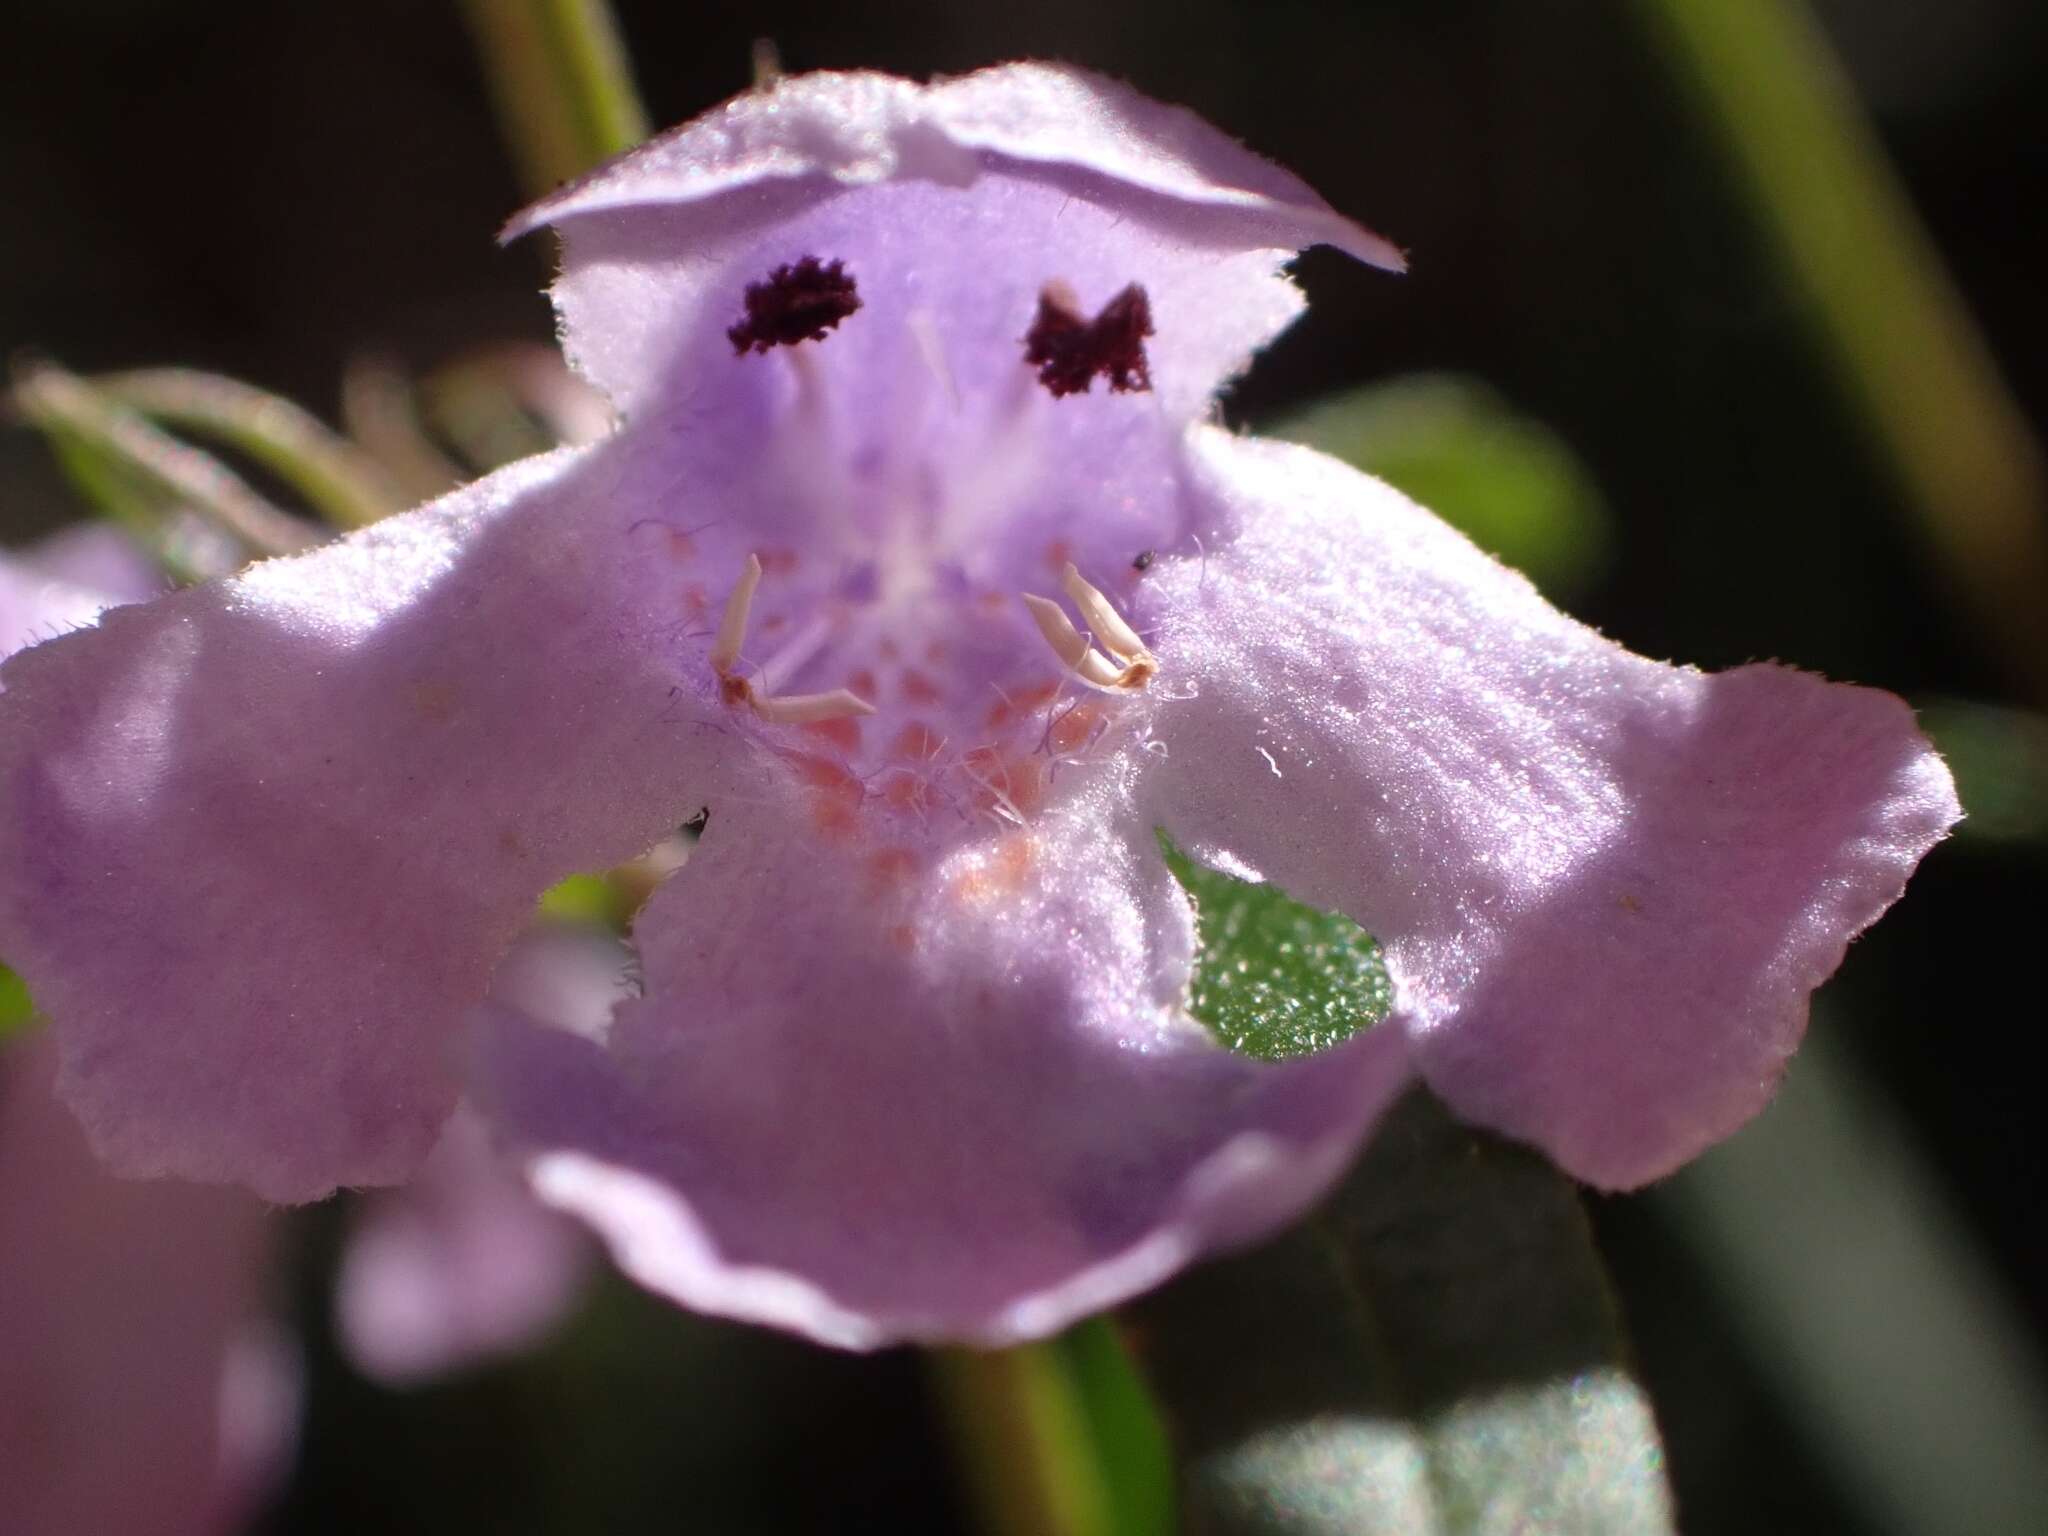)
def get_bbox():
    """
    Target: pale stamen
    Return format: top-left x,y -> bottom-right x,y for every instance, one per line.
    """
1021,575 -> 1158,692
1060,562 -> 1153,668
1021,593 -> 1128,689
710,553 -> 762,677
710,552 -> 873,727
750,688 -> 877,725
907,309 -> 960,411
